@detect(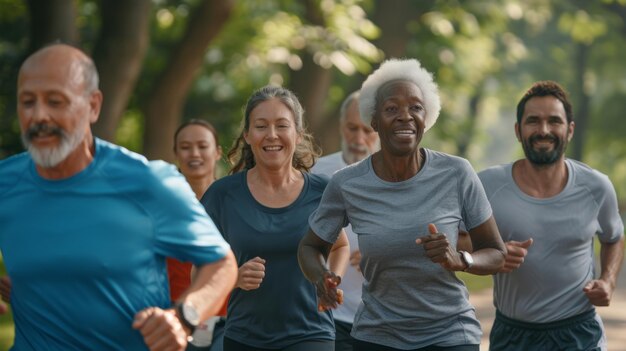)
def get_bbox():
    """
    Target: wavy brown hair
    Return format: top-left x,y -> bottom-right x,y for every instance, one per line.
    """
228,85 -> 321,174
